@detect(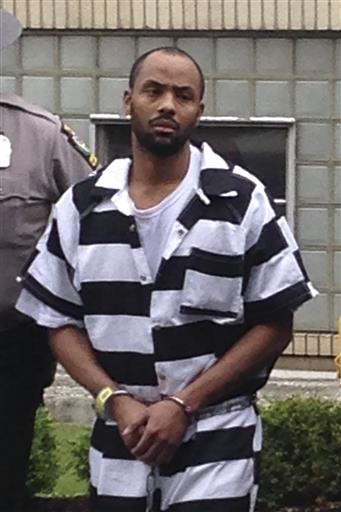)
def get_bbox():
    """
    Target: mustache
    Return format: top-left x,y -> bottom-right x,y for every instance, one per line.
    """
149,116 -> 179,130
